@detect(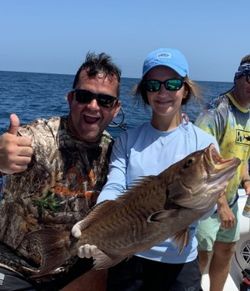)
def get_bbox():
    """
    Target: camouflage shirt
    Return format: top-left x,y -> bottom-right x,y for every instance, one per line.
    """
0,116 -> 113,279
